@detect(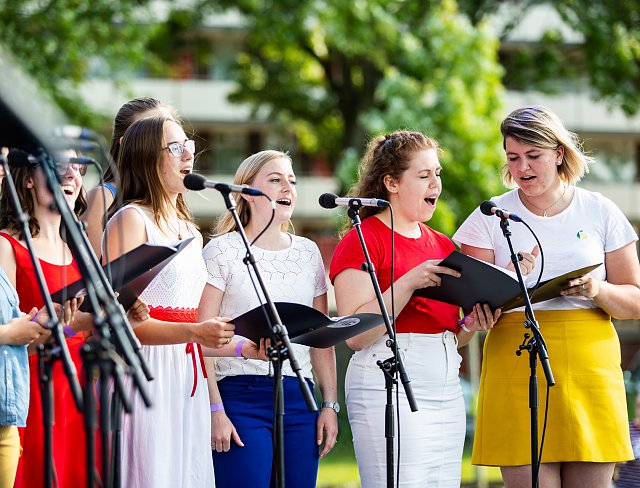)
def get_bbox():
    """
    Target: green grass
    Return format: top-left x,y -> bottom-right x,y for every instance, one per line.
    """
317,444 -> 503,487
